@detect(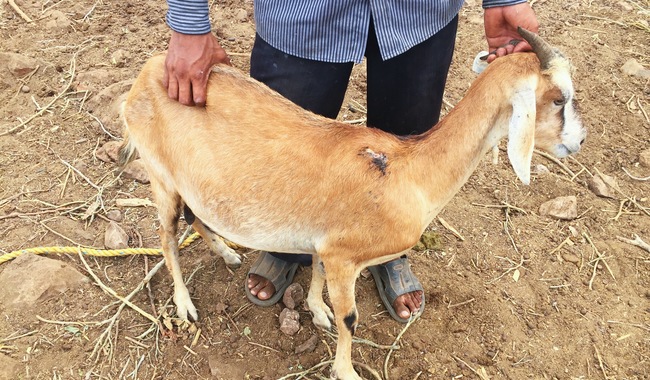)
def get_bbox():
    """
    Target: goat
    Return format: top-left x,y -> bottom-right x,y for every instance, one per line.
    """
118,28 -> 585,380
